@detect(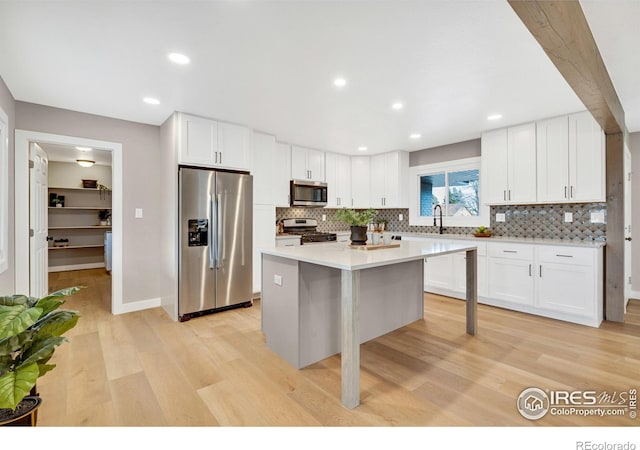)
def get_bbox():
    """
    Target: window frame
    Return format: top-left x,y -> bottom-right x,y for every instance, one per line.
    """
409,157 -> 489,228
